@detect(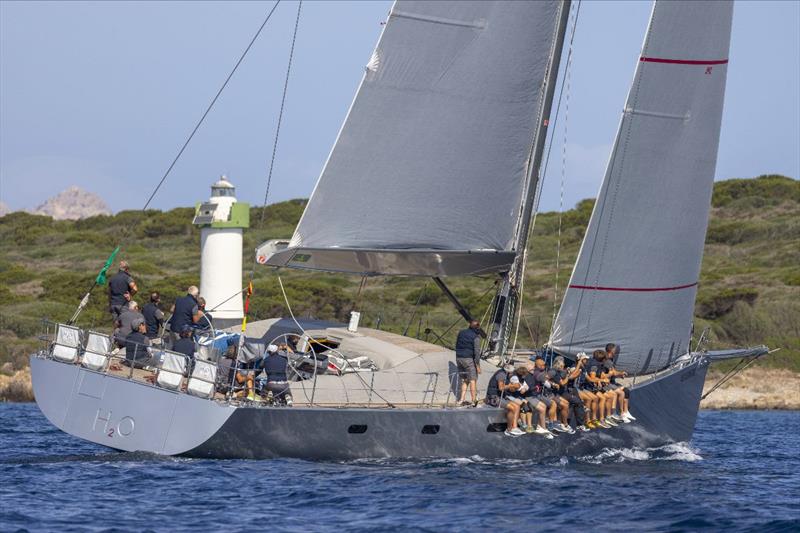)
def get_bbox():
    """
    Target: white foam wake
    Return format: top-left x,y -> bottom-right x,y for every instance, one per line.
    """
576,442 -> 702,464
